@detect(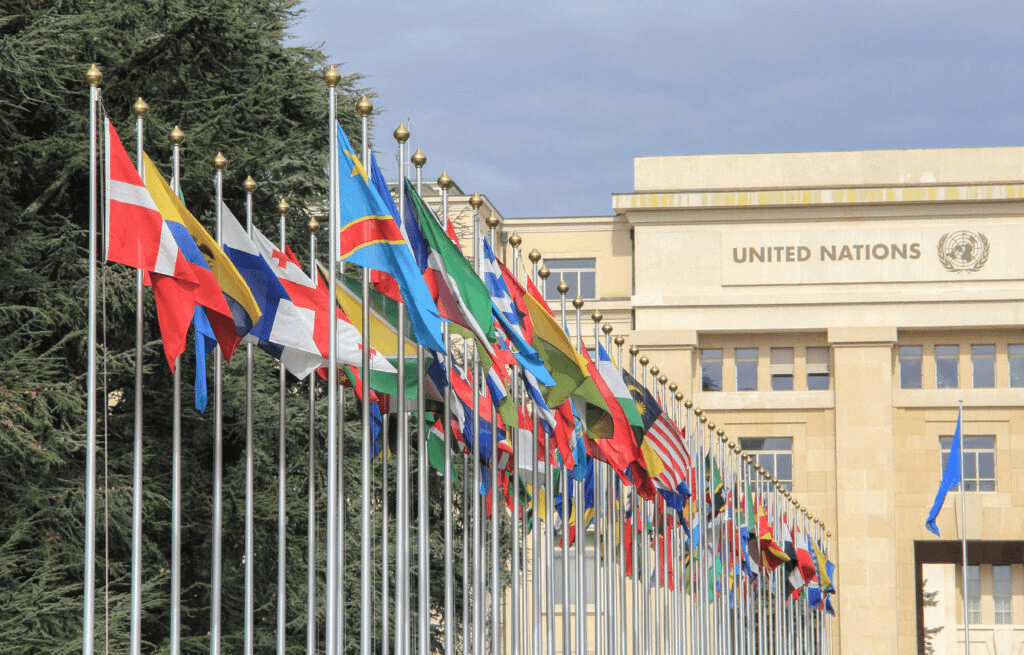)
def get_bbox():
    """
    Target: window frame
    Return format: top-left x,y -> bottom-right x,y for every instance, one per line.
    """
542,258 -> 596,302
993,564 -> 1012,625
971,344 -> 995,389
935,345 -> 959,389
770,347 -> 794,391
806,346 -> 830,391
739,437 -> 793,491
735,347 -> 758,391
899,345 -> 923,389
701,348 -> 723,392
1010,344 -> 1024,388
940,435 -> 996,493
